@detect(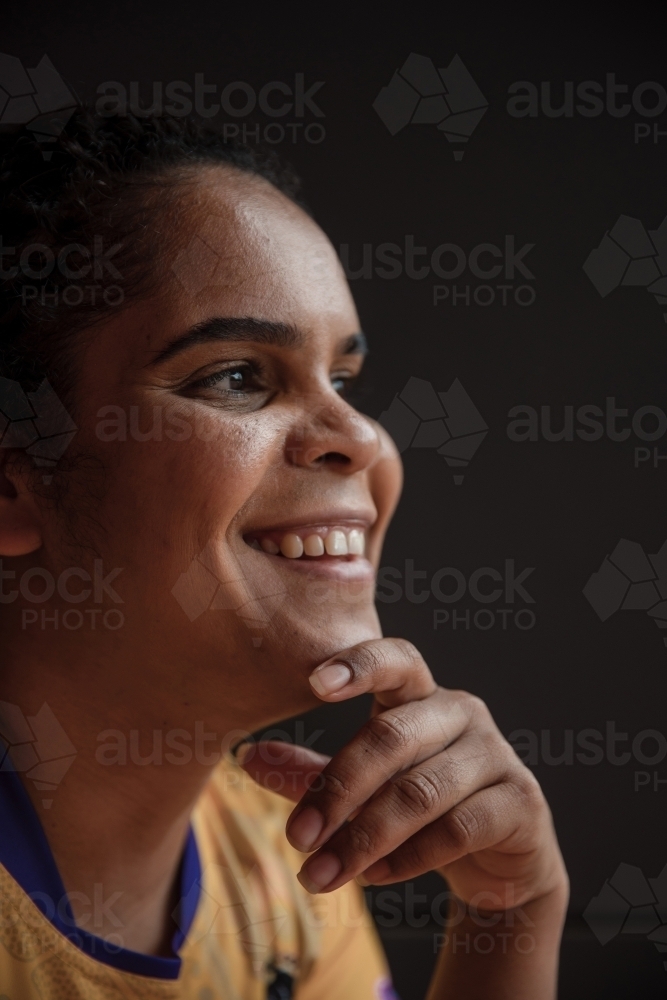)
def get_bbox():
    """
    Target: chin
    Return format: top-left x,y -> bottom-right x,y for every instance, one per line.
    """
266,601 -> 383,673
